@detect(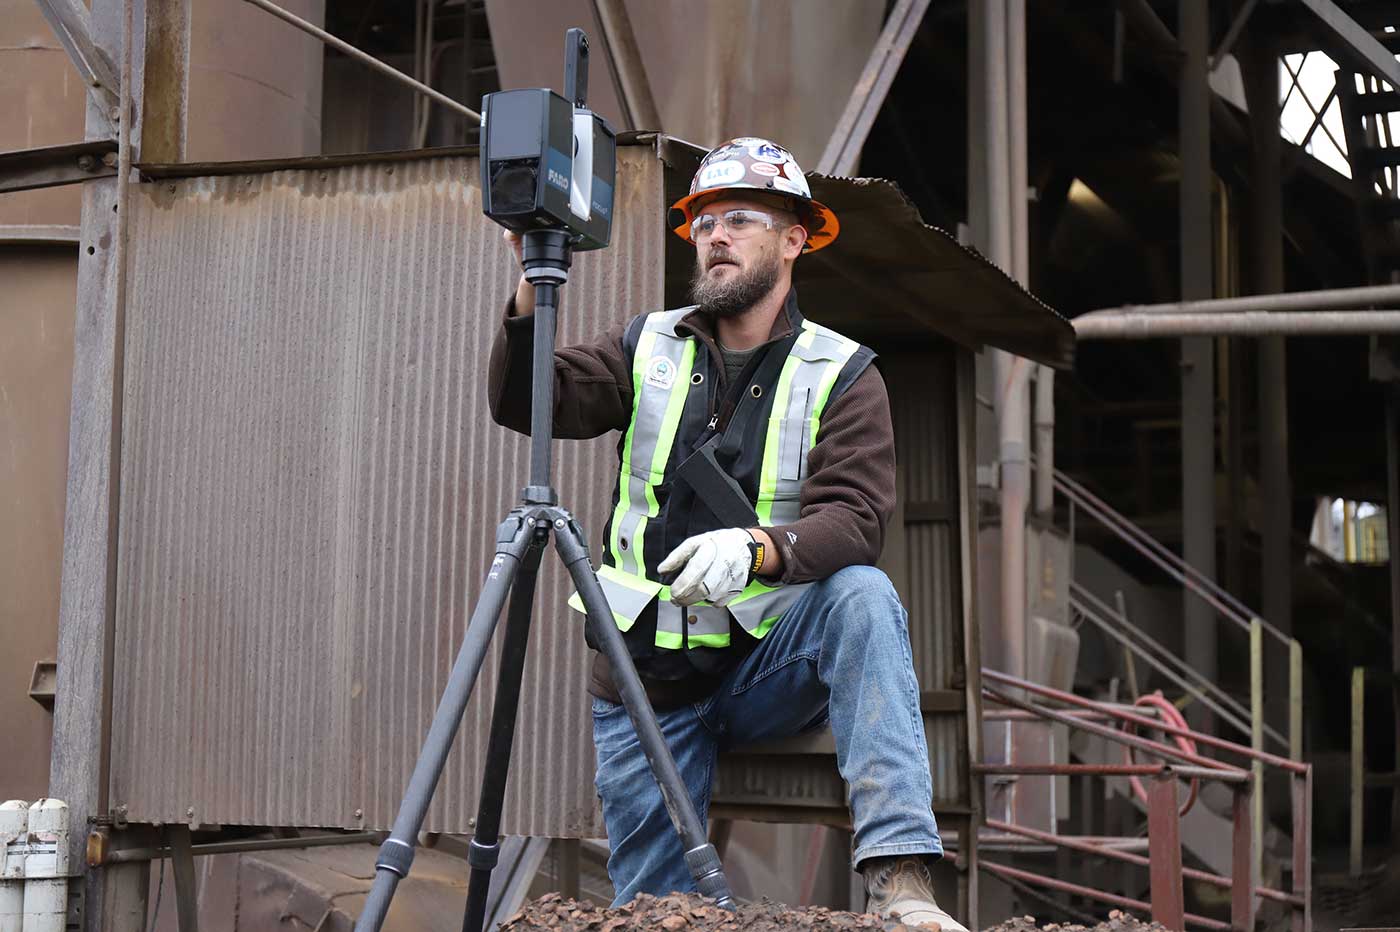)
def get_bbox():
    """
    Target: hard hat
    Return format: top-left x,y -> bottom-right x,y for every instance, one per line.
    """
669,137 -> 840,252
